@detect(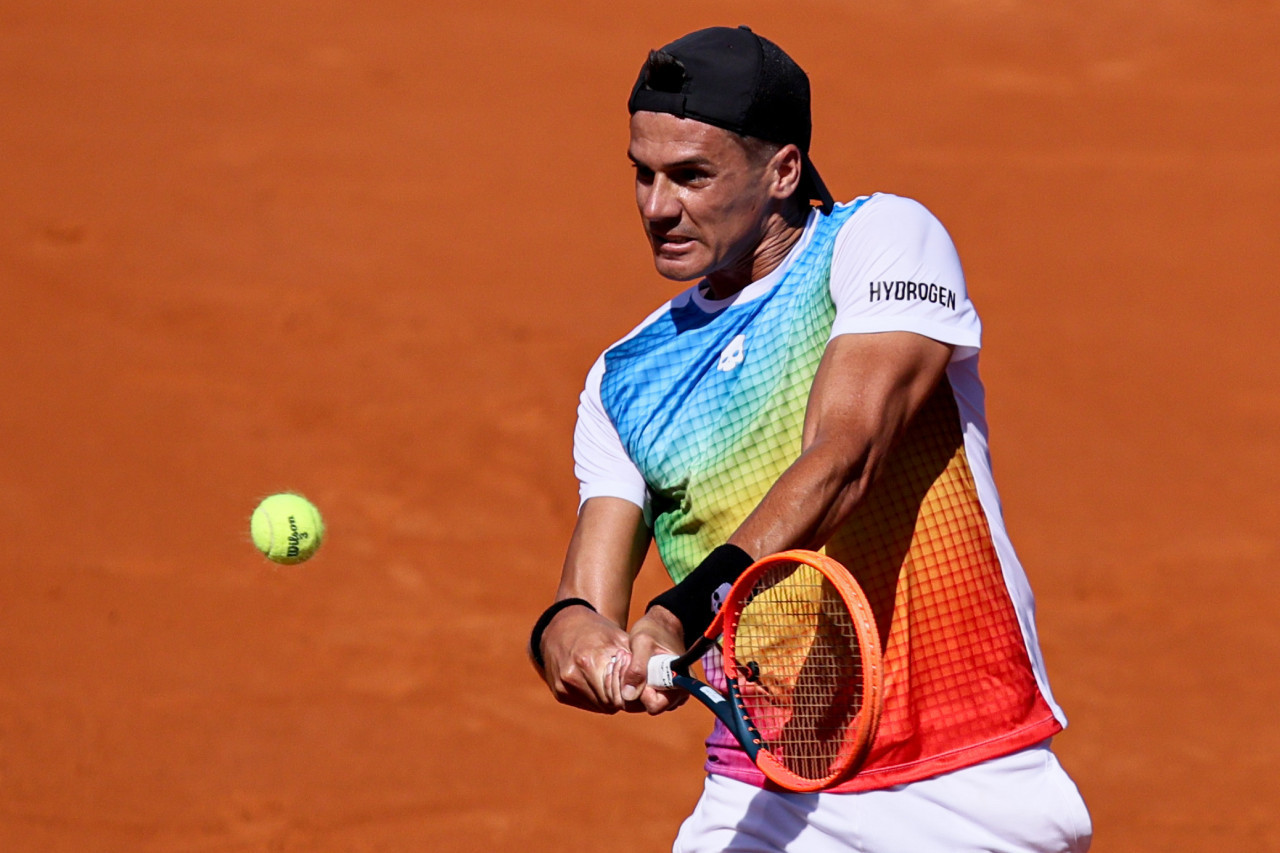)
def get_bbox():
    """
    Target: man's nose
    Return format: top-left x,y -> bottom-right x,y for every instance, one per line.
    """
640,175 -> 681,223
